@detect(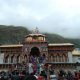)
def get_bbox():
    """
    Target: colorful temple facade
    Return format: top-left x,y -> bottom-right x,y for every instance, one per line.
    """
0,31 -> 79,72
